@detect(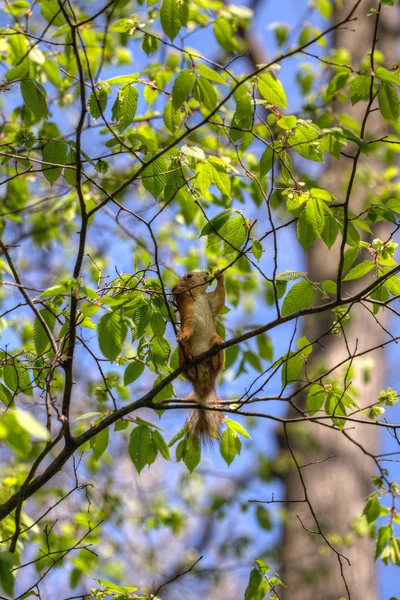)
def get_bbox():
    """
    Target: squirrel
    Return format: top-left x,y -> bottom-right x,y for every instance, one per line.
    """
172,270 -> 226,445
